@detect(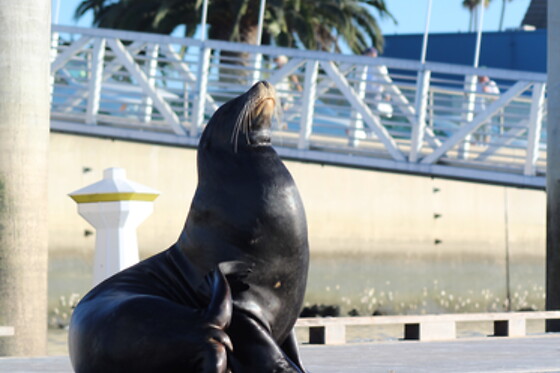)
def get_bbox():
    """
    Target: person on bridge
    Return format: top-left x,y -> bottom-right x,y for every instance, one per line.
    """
475,75 -> 501,144
348,47 -> 393,143
274,55 -> 302,112
363,47 -> 393,119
